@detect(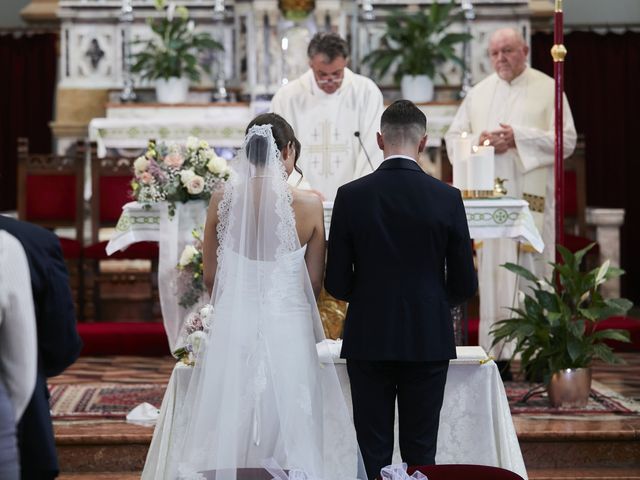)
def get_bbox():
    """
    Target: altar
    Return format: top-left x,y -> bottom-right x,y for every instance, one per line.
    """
140,345 -> 528,479
106,197 -> 543,351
